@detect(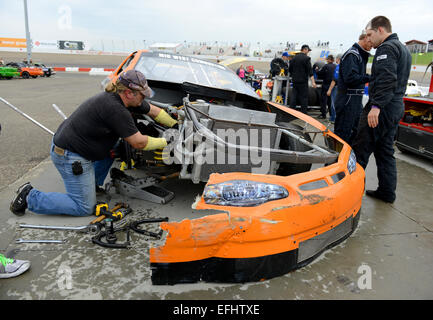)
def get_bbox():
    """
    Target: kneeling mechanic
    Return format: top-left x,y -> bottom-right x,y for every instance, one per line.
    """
10,70 -> 177,217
